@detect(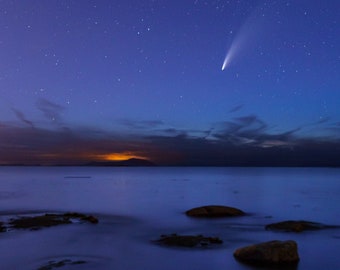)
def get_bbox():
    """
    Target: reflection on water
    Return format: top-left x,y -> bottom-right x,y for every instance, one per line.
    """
0,167 -> 339,269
